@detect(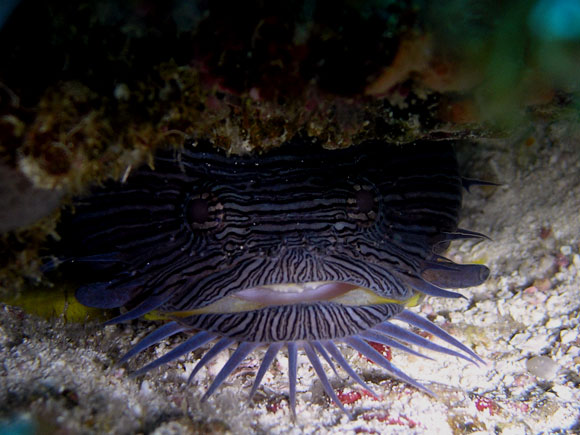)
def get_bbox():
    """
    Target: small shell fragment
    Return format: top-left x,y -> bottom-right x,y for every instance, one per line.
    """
526,355 -> 560,380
